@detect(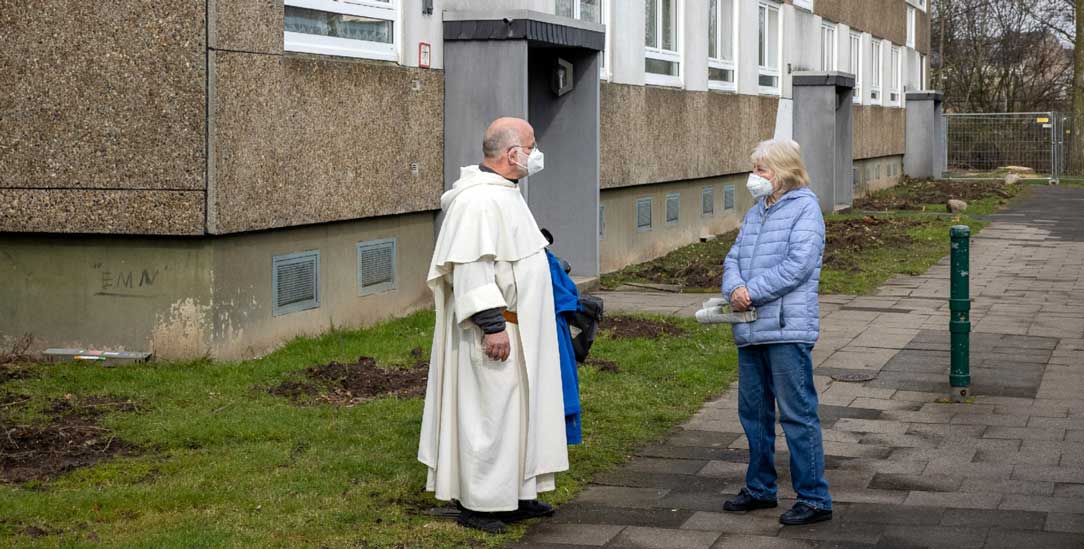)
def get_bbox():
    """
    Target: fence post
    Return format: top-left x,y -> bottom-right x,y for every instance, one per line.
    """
1050,111 -> 1058,183
950,225 -> 971,401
